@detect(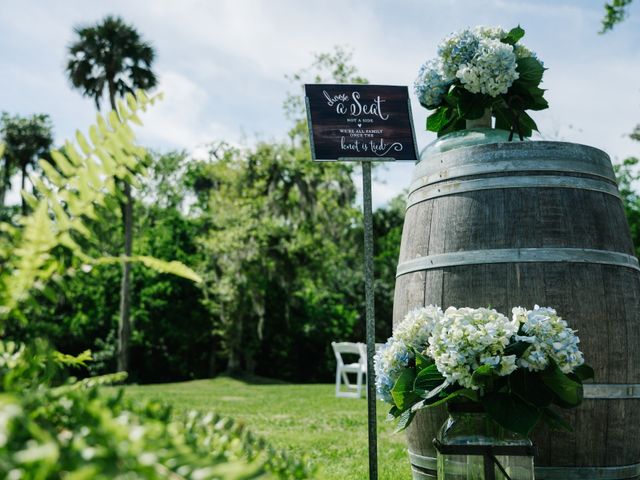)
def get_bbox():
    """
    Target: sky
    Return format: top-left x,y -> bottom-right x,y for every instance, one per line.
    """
1,0 -> 640,207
